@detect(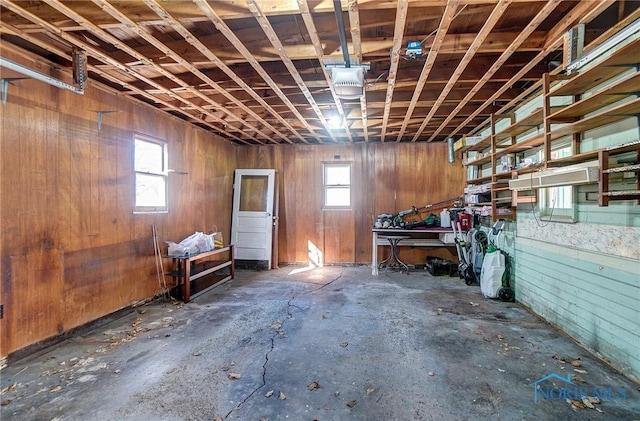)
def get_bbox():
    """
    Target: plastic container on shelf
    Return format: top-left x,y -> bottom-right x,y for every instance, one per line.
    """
458,212 -> 471,230
440,209 -> 451,228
